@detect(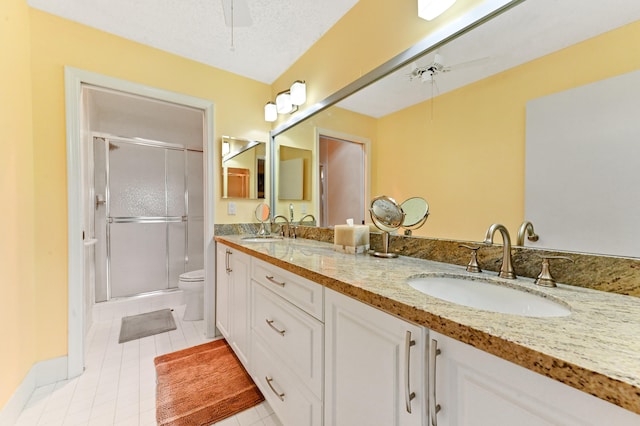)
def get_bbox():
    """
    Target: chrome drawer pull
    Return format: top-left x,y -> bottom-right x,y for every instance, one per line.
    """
405,330 -> 416,414
266,376 -> 285,401
266,319 -> 286,336
429,338 -> 442,426
265,275 -> 286,287
225,249 -> 232,273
